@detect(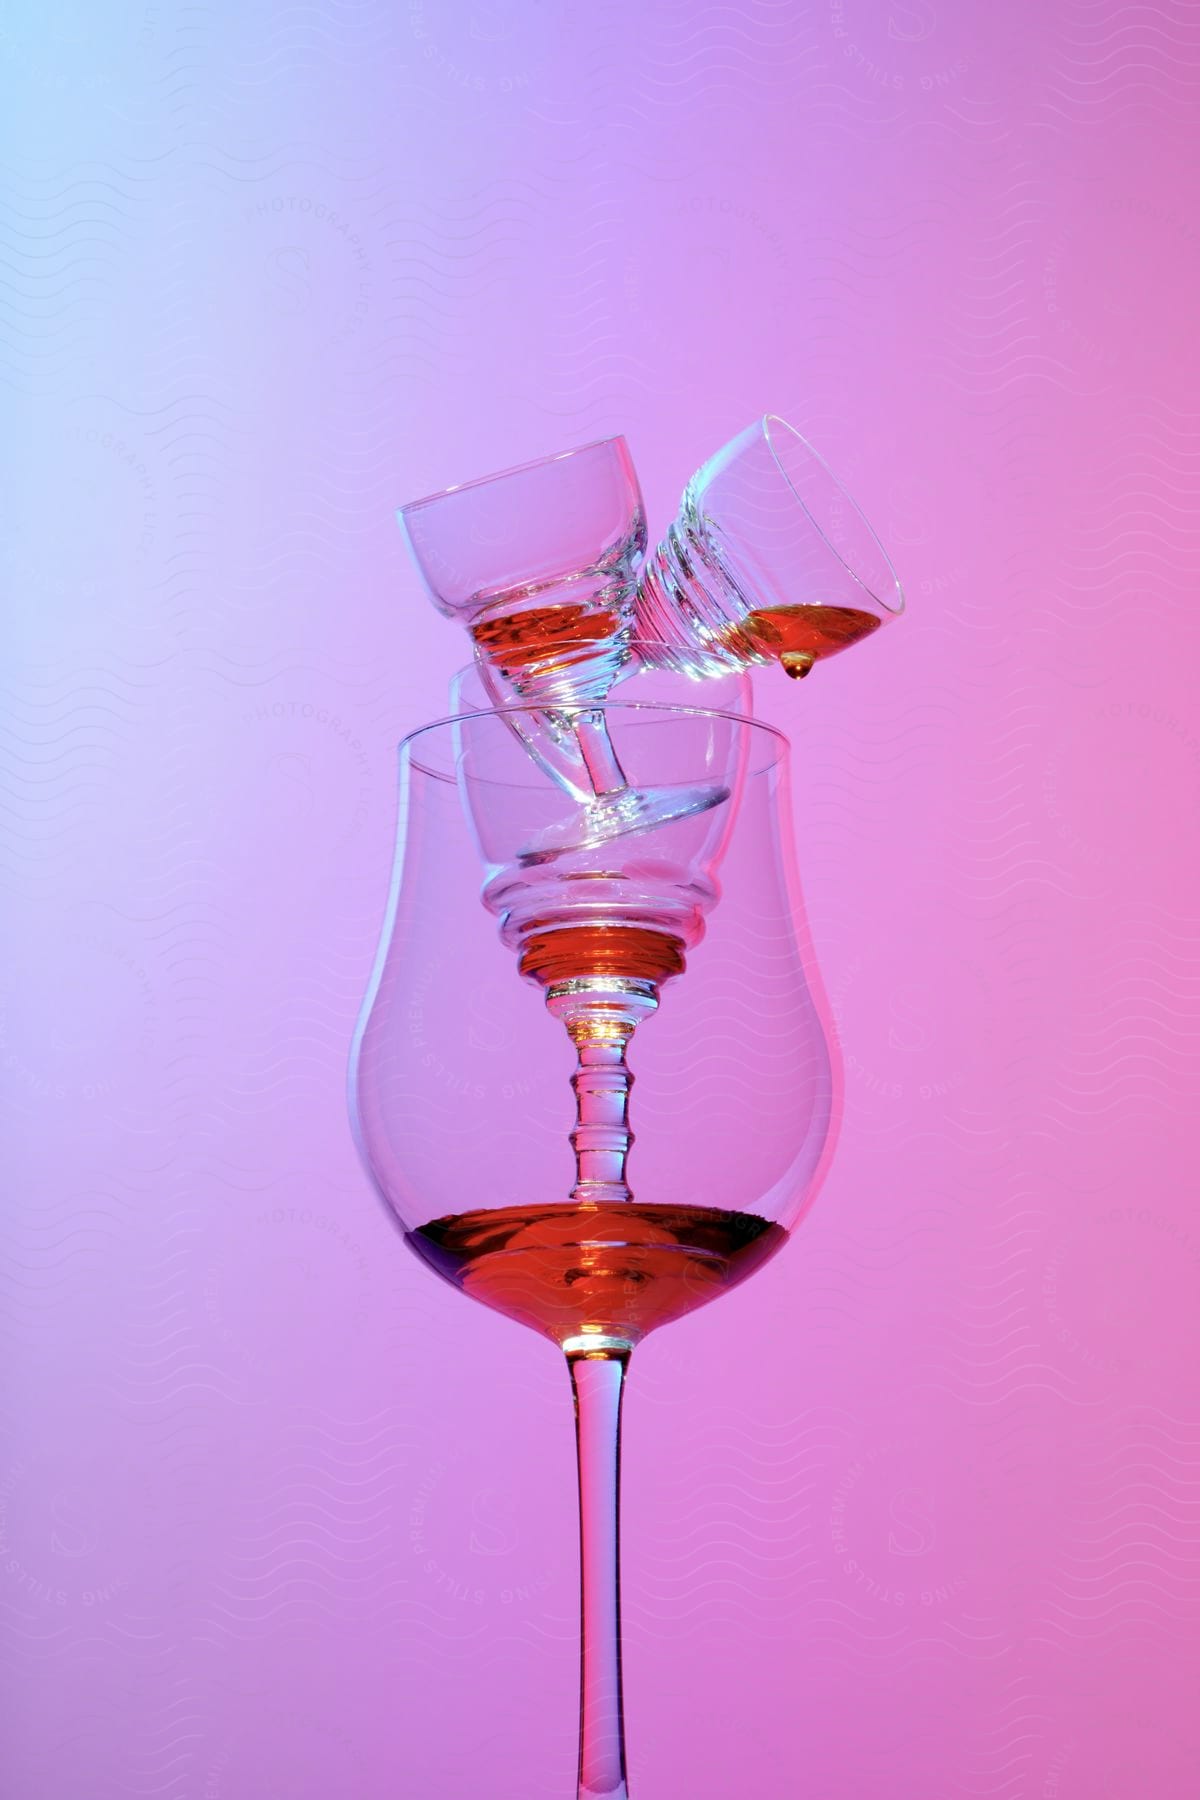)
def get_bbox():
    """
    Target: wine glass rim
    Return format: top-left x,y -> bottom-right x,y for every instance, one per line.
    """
761,414 -> 906,615
398,699 -> 789,782
399,434 -> 631,514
